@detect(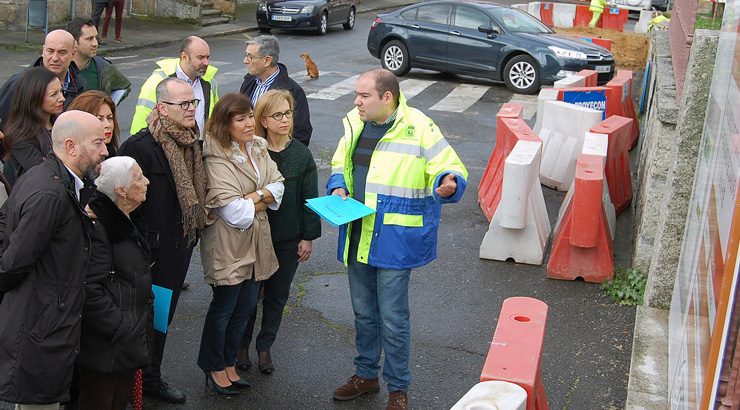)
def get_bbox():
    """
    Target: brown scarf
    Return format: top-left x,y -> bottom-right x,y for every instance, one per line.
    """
147,110 -> 207,243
